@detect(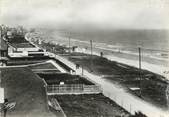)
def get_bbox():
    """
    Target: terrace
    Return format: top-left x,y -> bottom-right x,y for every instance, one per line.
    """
38,73 -> 102,95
